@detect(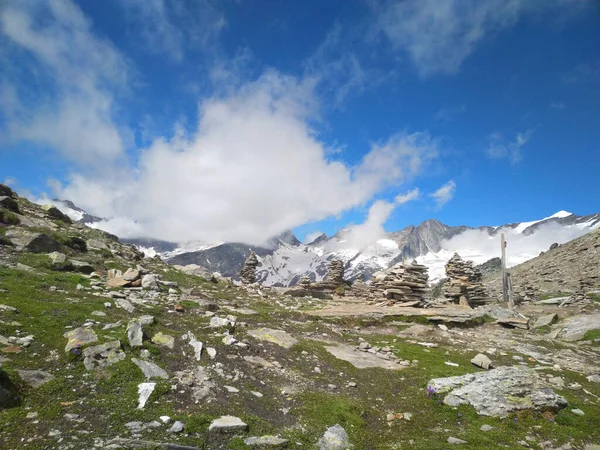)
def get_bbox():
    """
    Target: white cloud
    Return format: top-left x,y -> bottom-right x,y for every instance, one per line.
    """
116,0 -> 226,61
0,0 -> 130,165
430,180 -> 456,208
395,188 -> 420,204
54,72 -> 439,245
550,102 -> 566,109
486,130 -> 533,164
373,0 -> 587,76
337,200 -> 396,250
3,177 -> 17,187
434,104 -> 466,122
